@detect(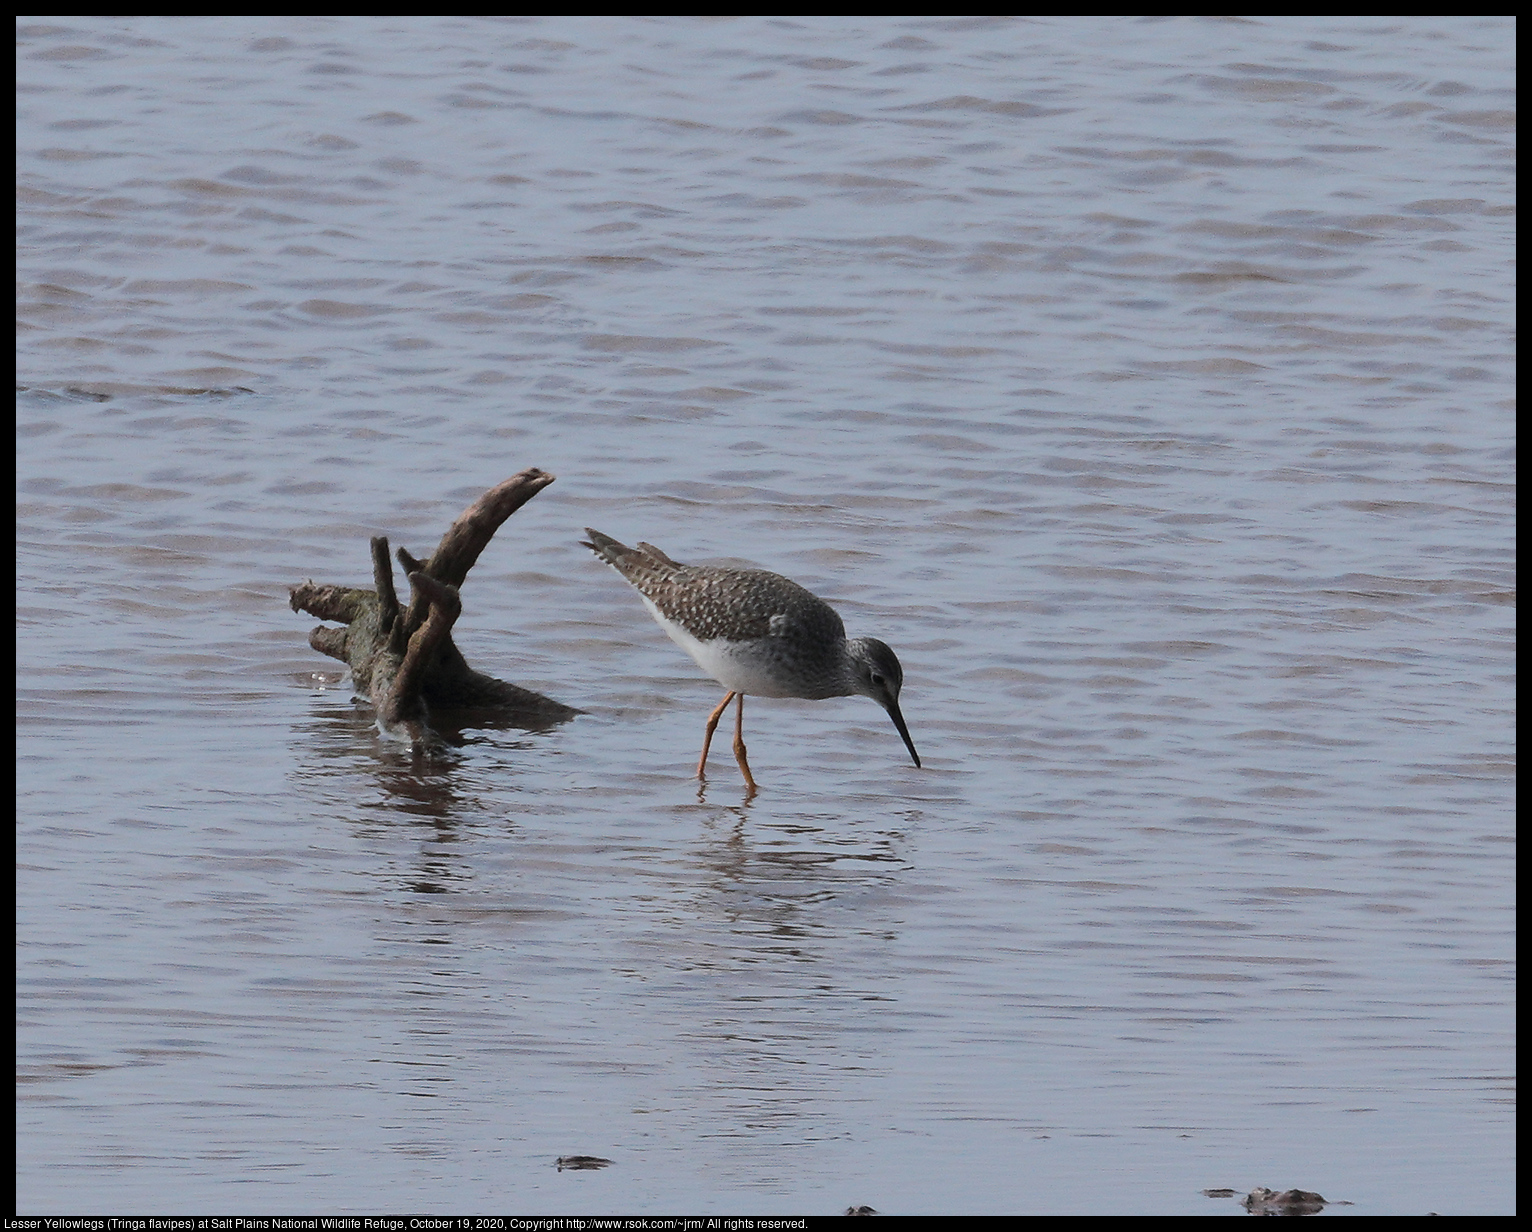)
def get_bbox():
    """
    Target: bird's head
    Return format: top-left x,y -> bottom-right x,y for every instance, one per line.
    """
847,637 -> 920,768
